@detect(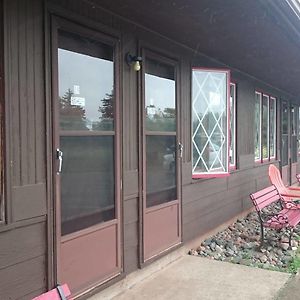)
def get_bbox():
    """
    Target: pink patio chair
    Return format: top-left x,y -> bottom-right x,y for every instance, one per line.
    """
296,173 -> 300,185
32,284 -> 72,300
268,164 -> 300,209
